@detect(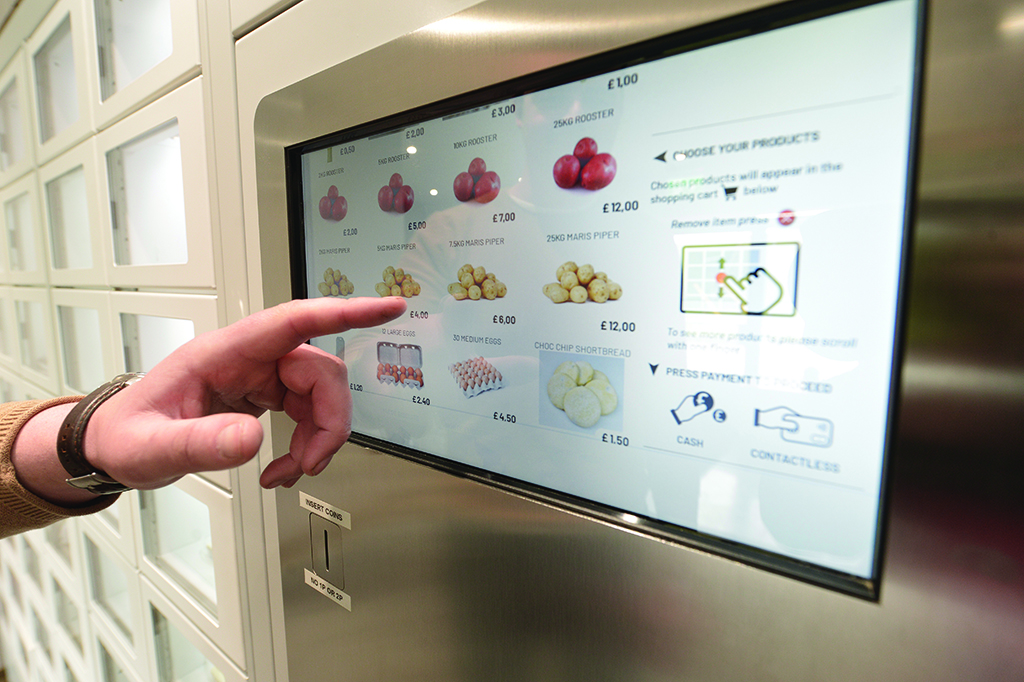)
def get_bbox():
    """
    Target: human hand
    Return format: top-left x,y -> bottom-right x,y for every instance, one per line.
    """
83,297 -> 407,491
722,268 -> 782,314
